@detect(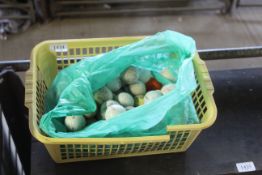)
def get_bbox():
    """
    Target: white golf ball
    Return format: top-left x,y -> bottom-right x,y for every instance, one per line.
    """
161,68 -> 176,82
64,116 -> 86,132
126,106 -> 135,111
100,100 -> 119,119
106,100 -> 119,107
105,104 -> 126,120
144,90 -> 163,104
161,83 -> 176,95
